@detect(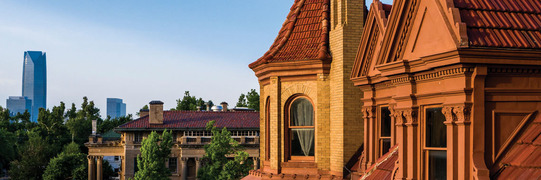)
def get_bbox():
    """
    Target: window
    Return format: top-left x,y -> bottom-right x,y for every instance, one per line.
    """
289,97 -> 315,160
169,157 -> 178,173
265,97 -> 270,161
134,132 -> 142,143
424,107 -> 447,180
379,107 -> 392,156
134,157 -> 138,173
172,132 -> 177,143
